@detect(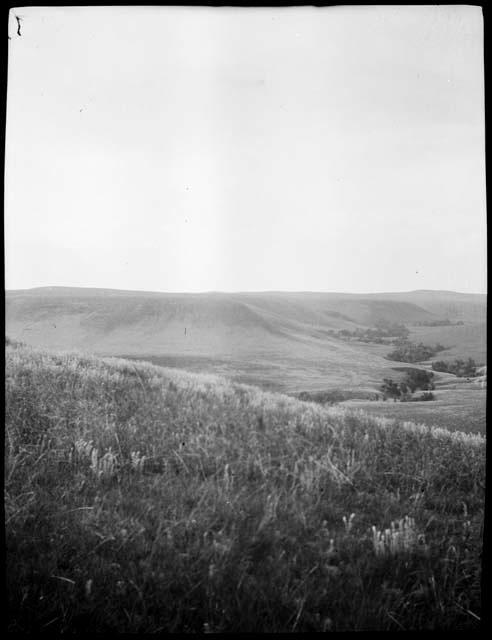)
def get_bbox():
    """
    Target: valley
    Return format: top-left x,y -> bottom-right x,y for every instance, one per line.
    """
5,287 -> 486,433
